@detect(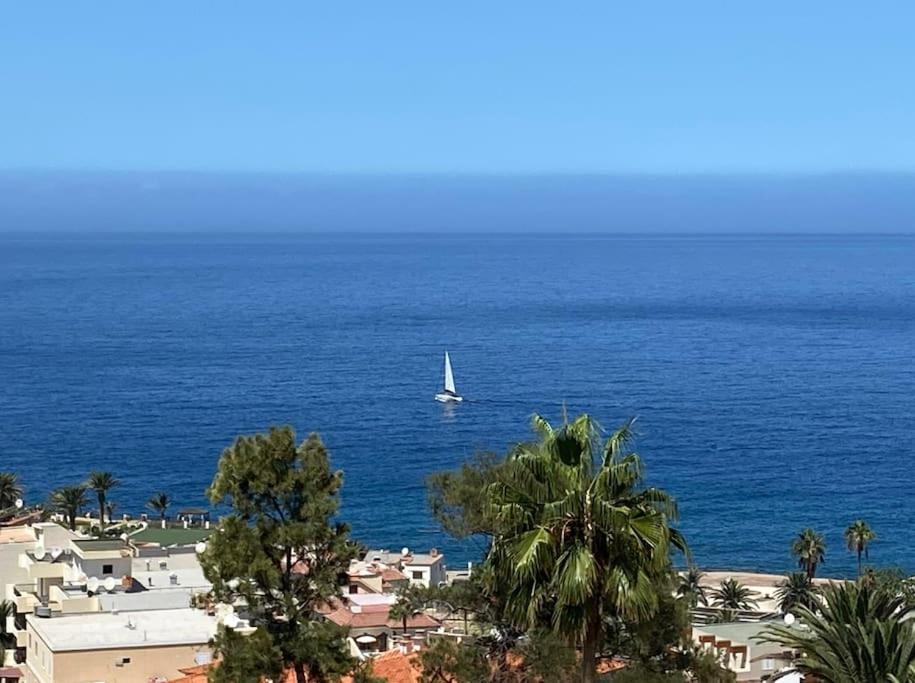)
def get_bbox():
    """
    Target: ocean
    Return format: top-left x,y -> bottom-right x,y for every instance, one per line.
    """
1,232 -> 913,577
